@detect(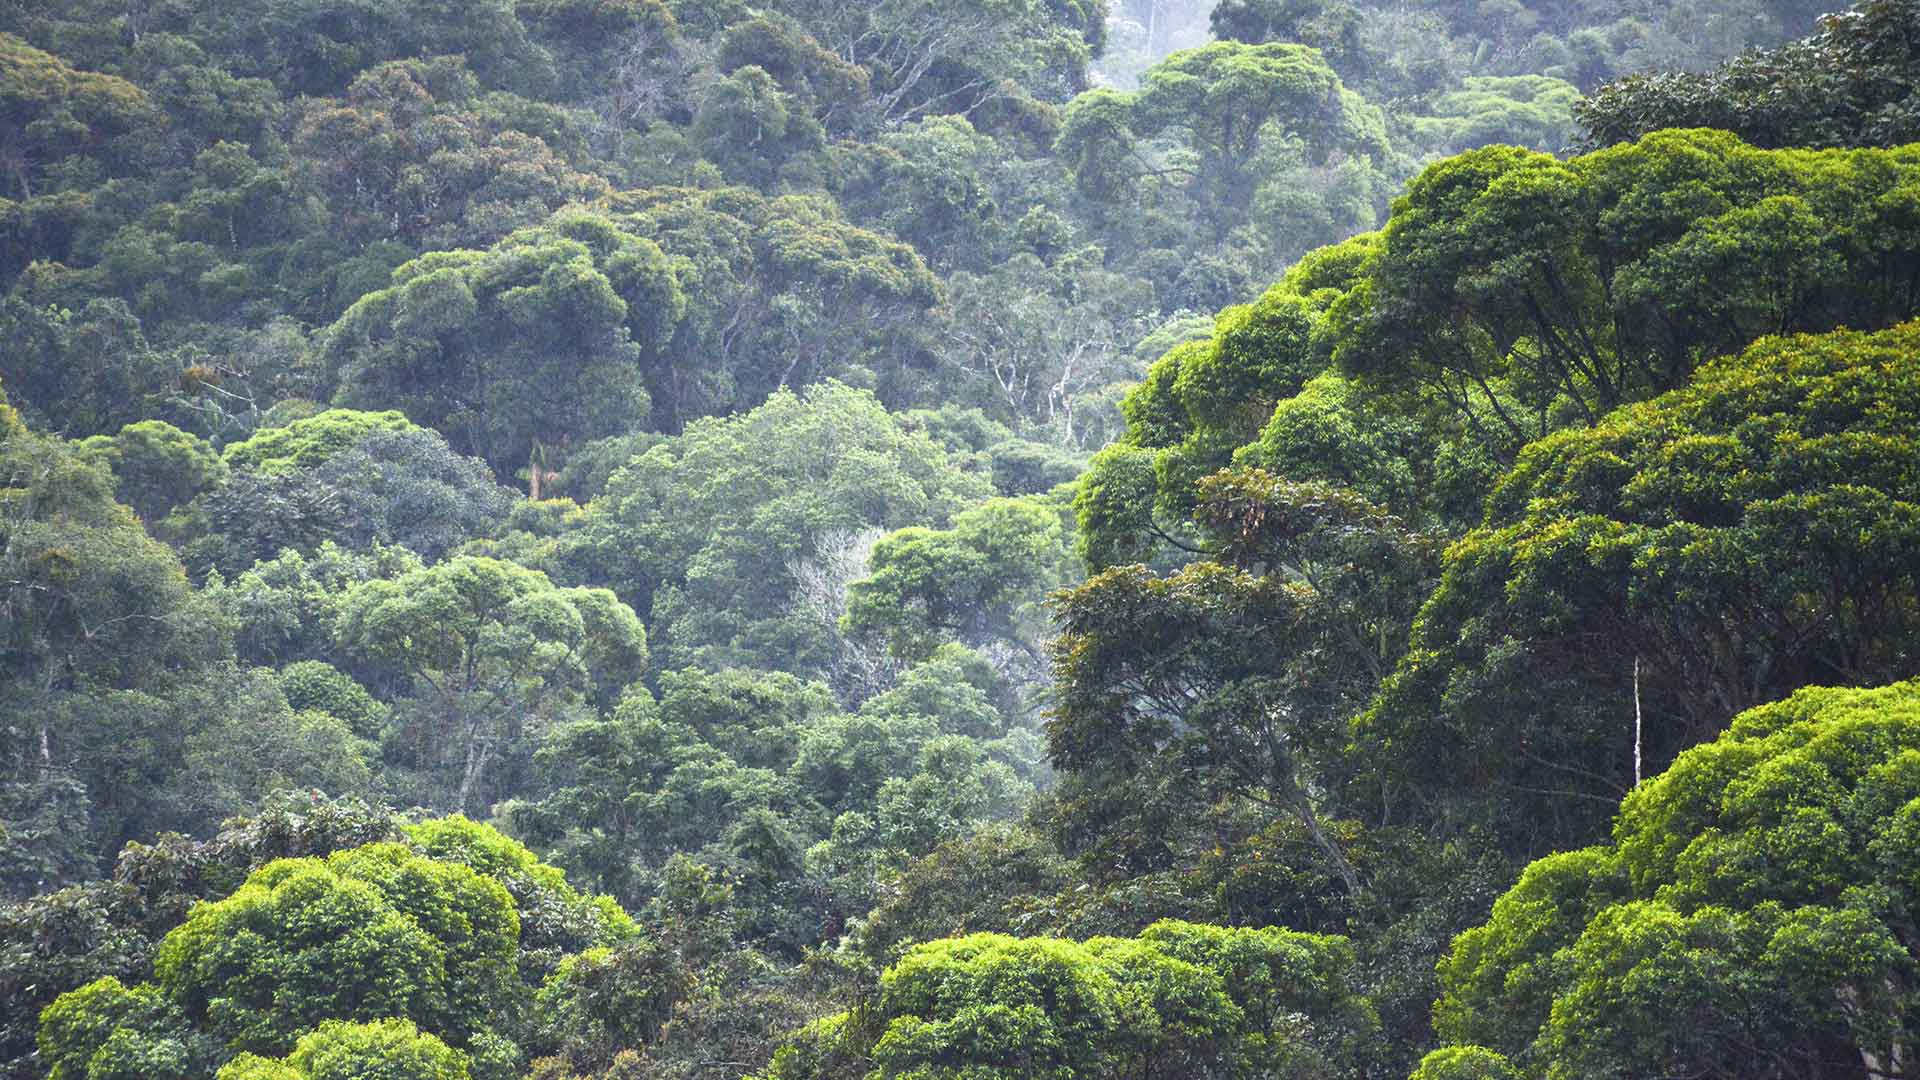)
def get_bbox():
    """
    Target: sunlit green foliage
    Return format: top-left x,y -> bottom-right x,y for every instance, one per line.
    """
1425,76 -> 1579,153
1076,232 -> 1386,566
761,920 -> 1379,1080
1370,321 -> 1920,855
1431,679 -> 1920,1079
37,976 -> 204,1080
844,495 -> 1072,666
222,409 -> 415,474
216,1020 -> 470,1080
32,822 -> 632,1080
1,0 -> 1905,1075
149,844 -> 519,1055
1334,130 -> 1920,458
